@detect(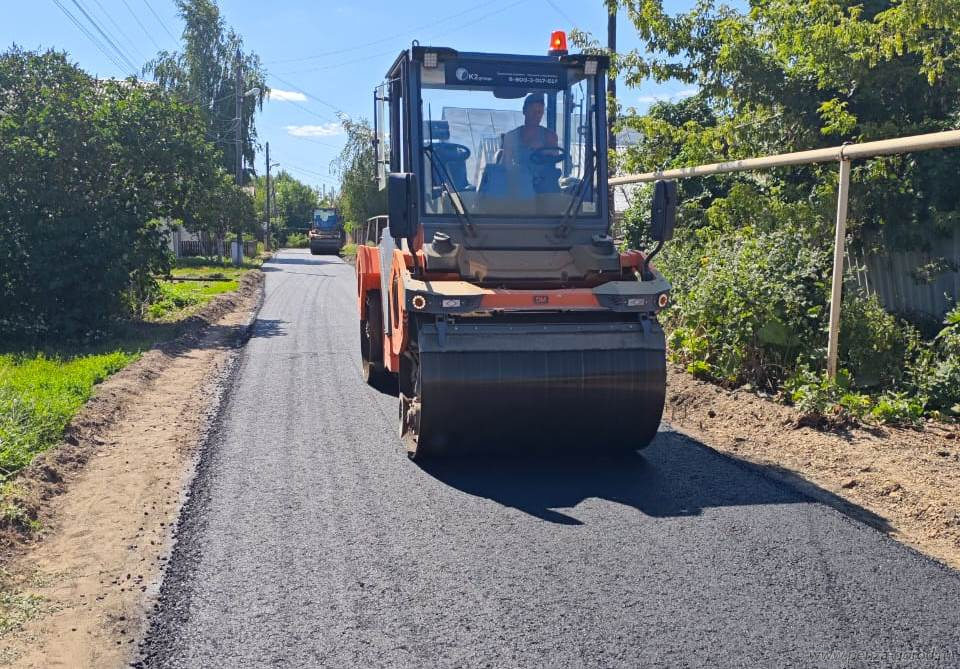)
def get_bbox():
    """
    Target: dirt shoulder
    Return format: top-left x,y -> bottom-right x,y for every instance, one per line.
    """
0,271 -> 264,668
666,365 -> 960,569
